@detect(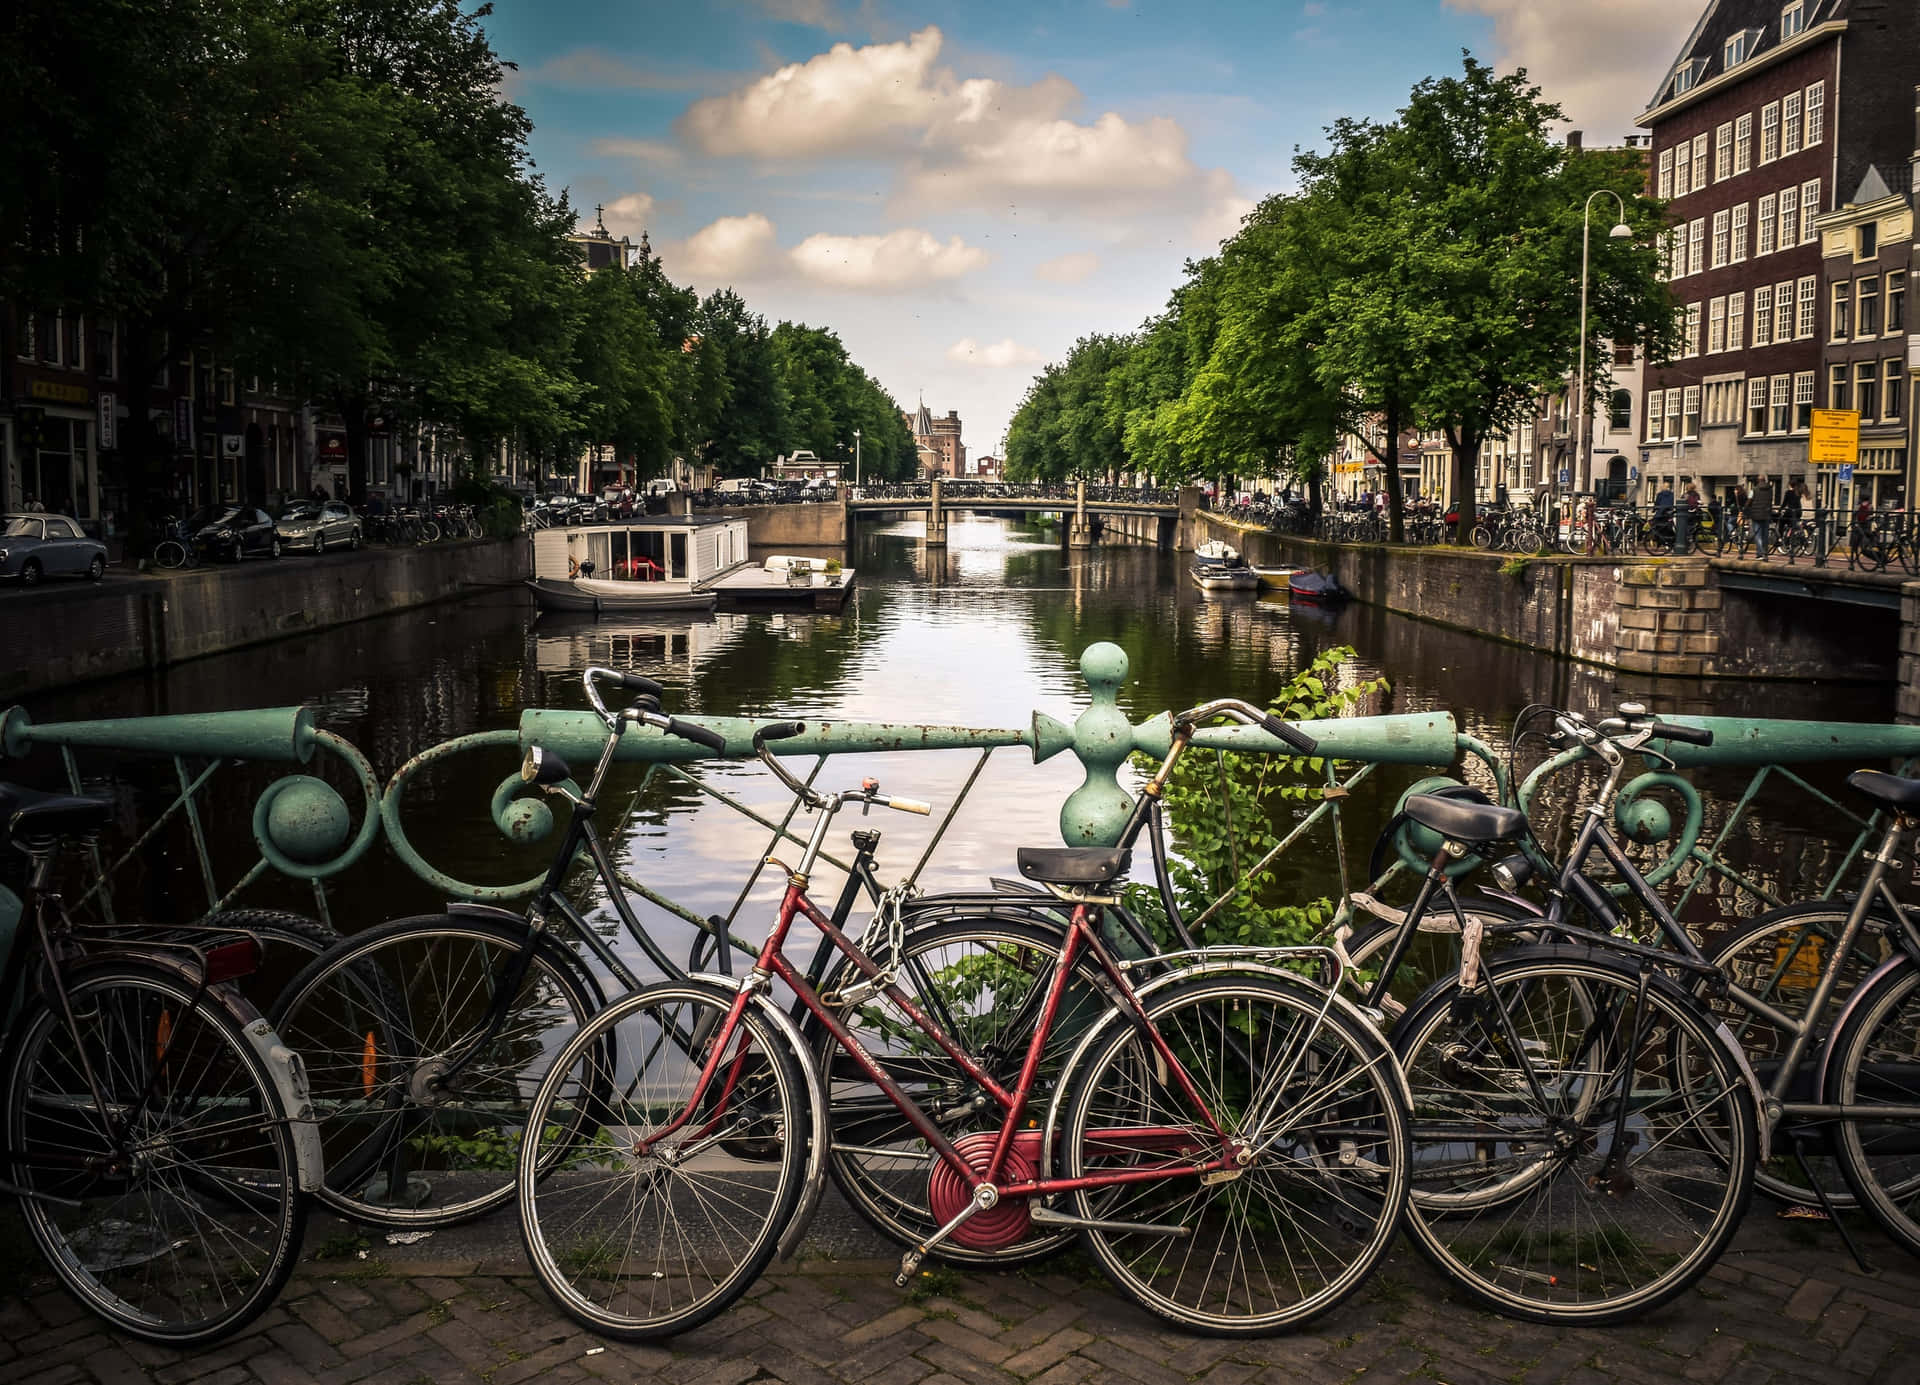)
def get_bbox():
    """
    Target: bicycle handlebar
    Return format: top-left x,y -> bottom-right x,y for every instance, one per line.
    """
1175,698 -> 1319,755
1651,721 -> 1714,748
